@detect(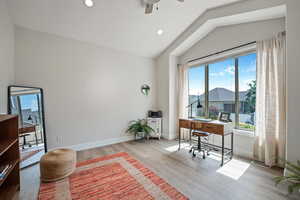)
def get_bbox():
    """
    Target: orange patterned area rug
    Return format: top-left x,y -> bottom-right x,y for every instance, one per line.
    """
38,152 -> 188,200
